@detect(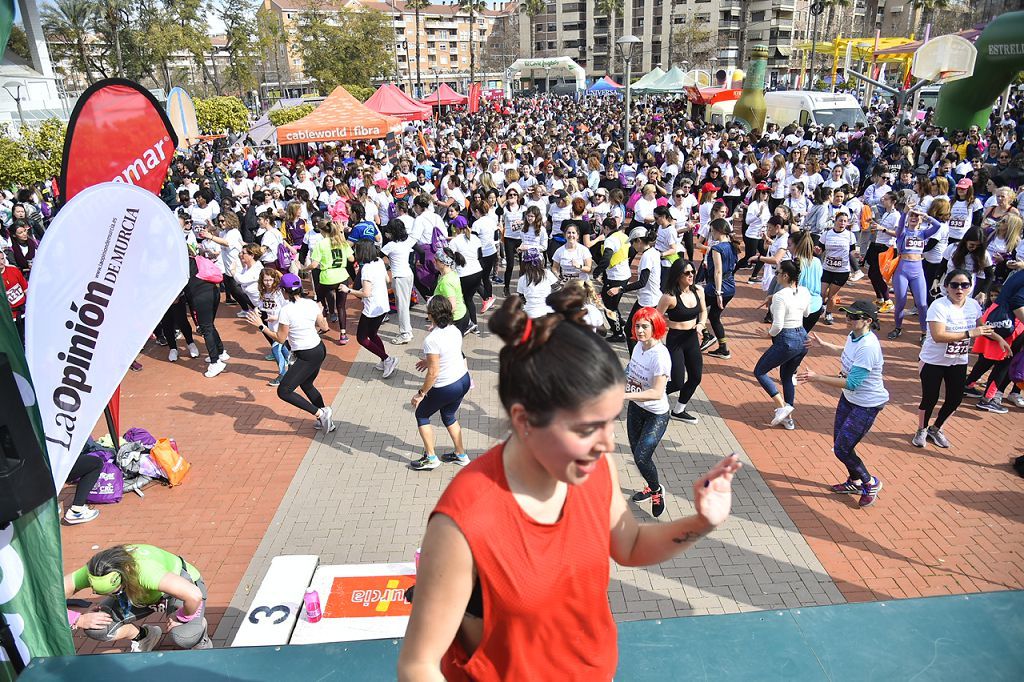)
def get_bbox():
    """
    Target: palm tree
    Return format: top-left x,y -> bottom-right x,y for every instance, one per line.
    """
406,0 -> 430,97
41,0 -> 97,88
93,0 -> 126,77
823,0 -> 851,39
520,0 -> 545,59
594,0 -> 622,76
458,0 -> 486,88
